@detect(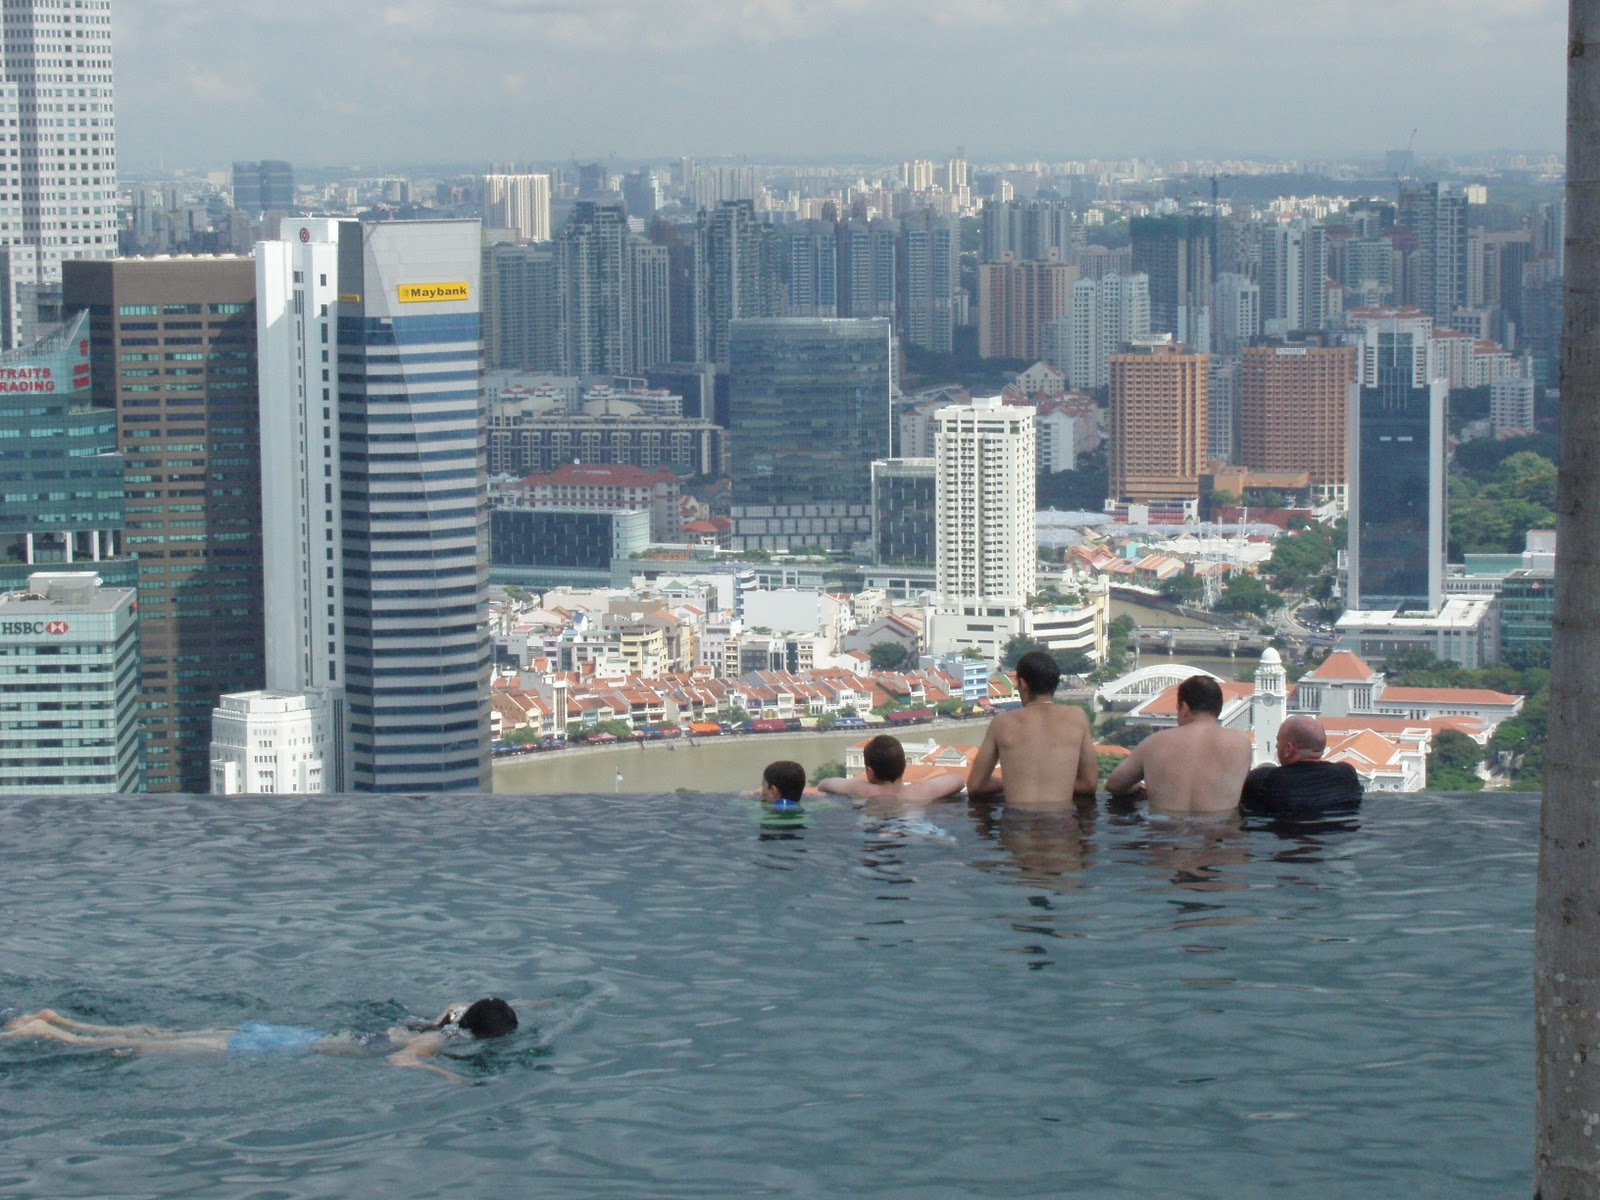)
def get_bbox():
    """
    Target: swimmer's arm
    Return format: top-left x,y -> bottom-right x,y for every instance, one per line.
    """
386,1034 -> 470,1082
899,772 -> 967,803
1075,718 -> 1100,795
816,776 -> 872,797
966,725 -> 1002,795
387,1048 -> 471,1082
1104,743 -> 1146,796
